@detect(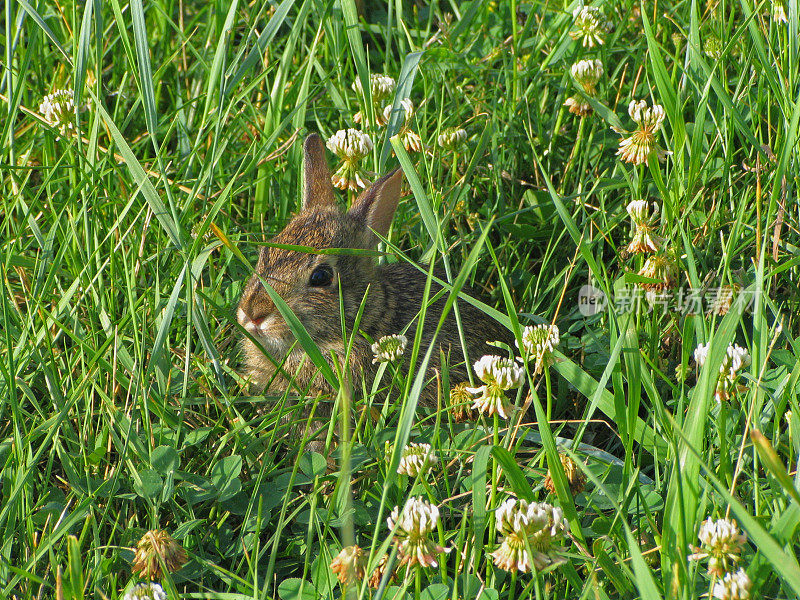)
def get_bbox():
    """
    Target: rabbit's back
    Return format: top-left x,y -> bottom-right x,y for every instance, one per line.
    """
371,262 -> 514,399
